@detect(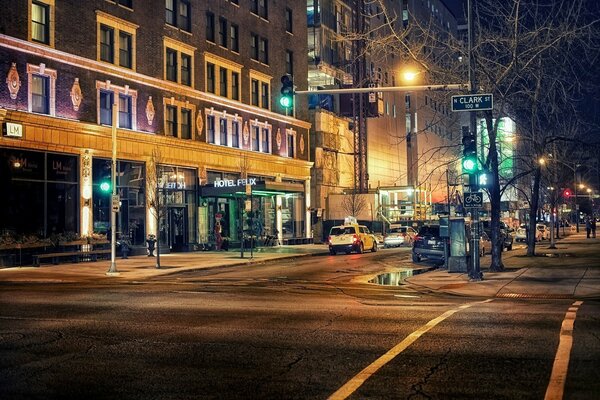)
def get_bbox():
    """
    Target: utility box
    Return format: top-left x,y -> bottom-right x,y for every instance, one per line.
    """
448,218 -> 468,272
